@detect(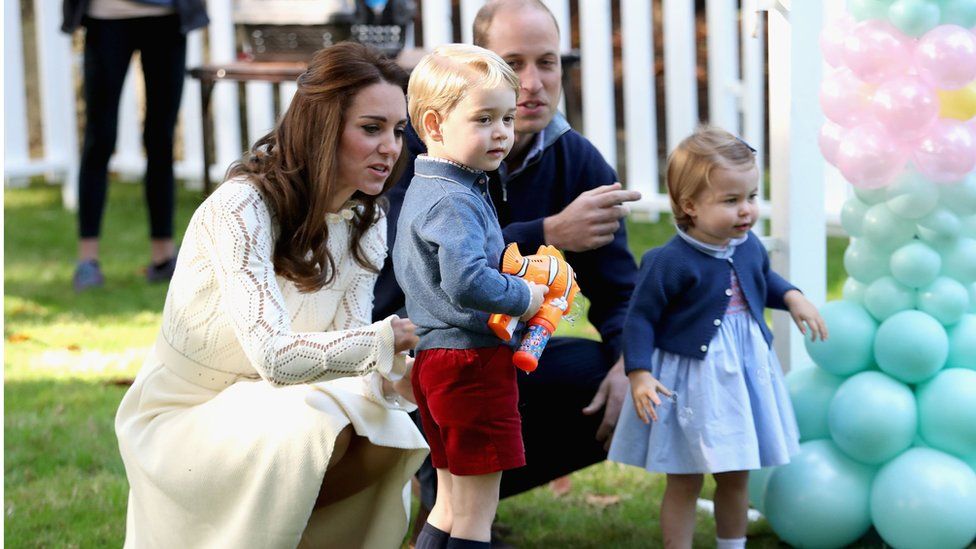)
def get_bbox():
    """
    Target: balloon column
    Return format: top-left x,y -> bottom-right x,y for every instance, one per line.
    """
755,2 -> 976,548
